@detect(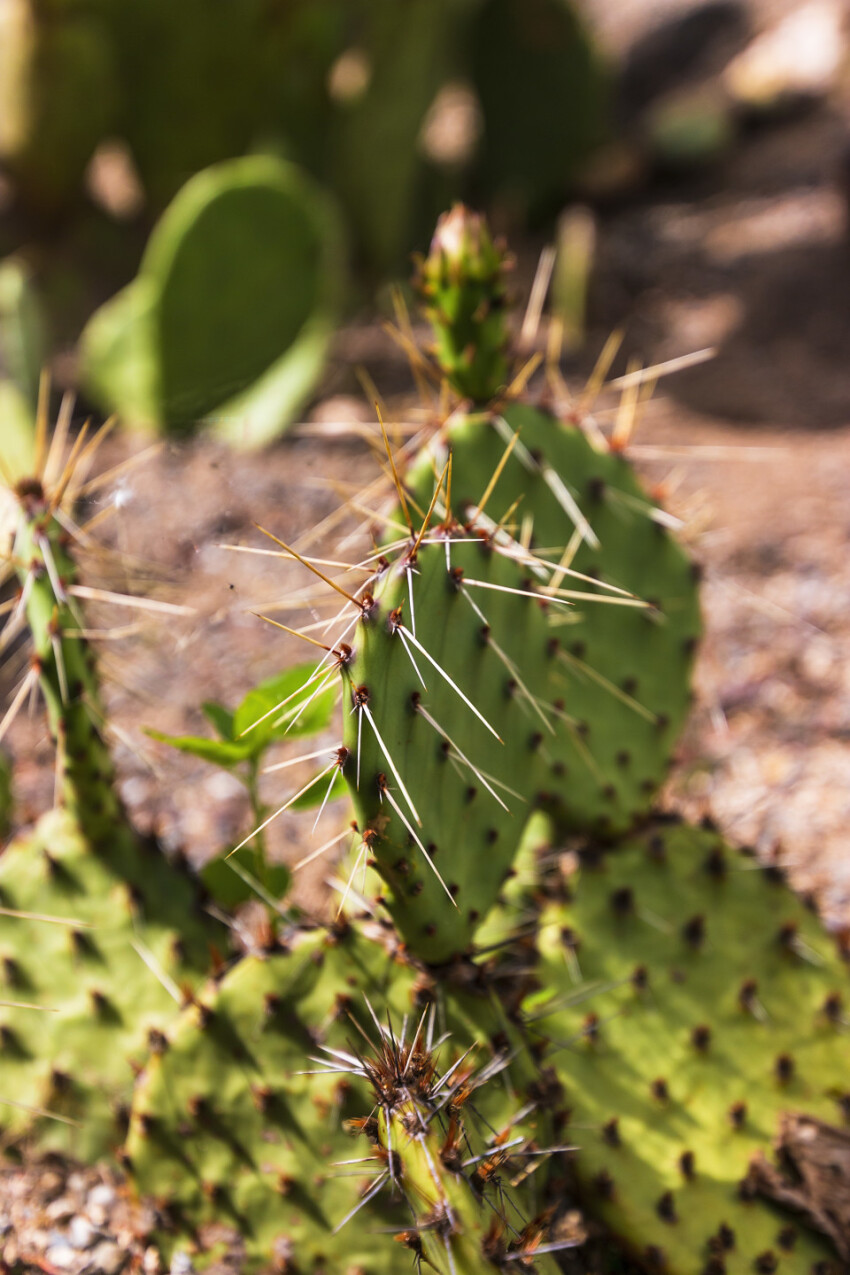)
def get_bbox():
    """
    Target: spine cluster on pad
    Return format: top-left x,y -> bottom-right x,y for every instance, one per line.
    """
353,1023 -> 564,1273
